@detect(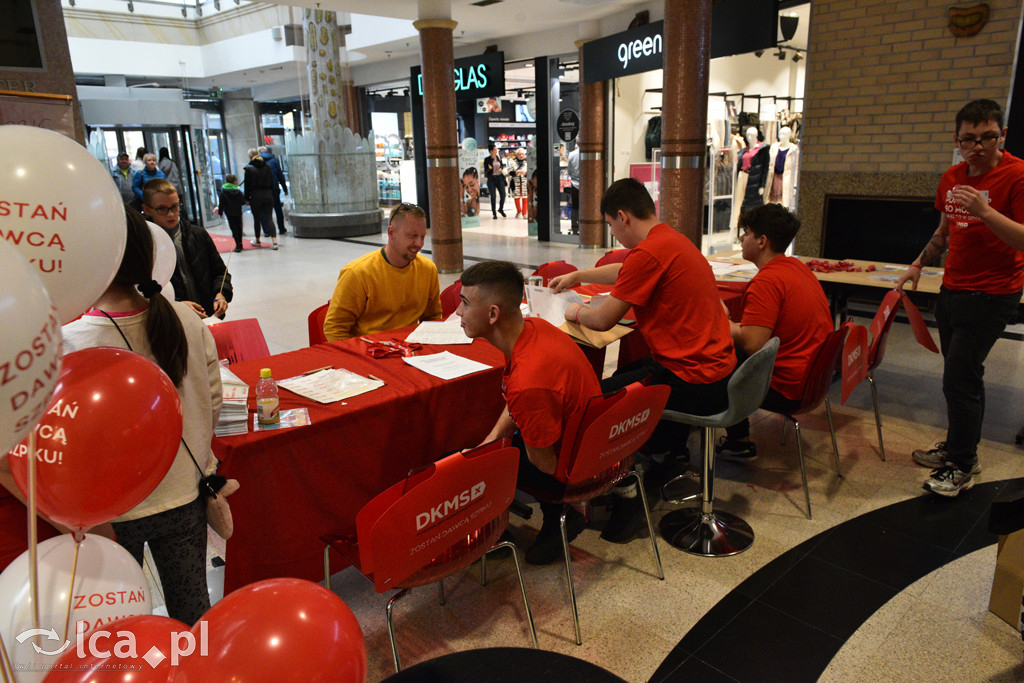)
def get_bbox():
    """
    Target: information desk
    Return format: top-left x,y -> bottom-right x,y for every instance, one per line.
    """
213,326 -> 506,592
